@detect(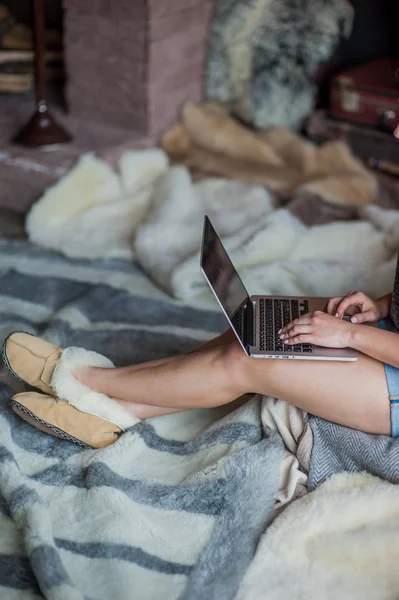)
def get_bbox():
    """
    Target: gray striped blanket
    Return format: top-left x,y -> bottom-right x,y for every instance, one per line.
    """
0,239 -> 285,600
